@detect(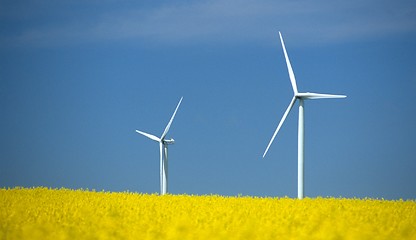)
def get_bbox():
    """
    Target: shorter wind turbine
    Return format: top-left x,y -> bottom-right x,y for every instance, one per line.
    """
136,97 -> 183,195
263,32 -> 346,199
